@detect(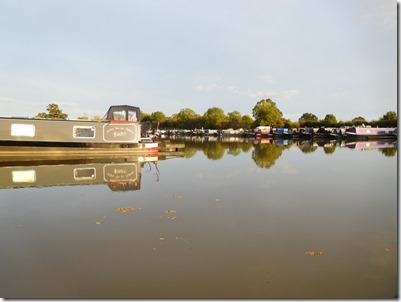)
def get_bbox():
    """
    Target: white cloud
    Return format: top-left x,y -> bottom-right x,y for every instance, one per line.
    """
281,90 -> 300,99
195,78 -> 300,101
196,83 -> 220,92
